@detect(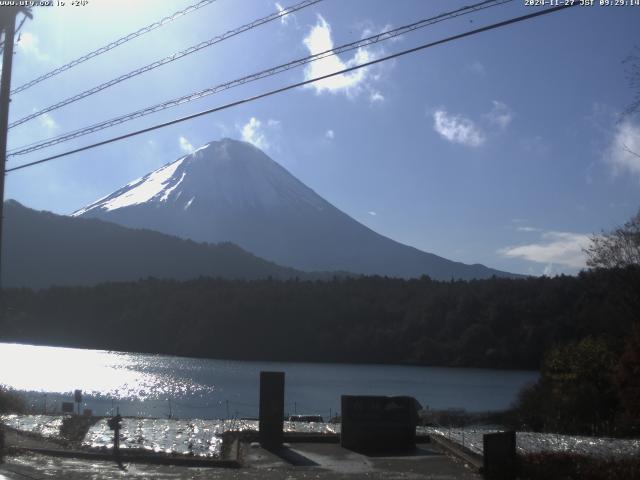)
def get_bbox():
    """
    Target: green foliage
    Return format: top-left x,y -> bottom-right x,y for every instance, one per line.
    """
510,336 -> 639,435
509,381 -> 548,432
0,387 -> 26,414
541,337 -> 619,434
506,262 -> 640,435
614,324 -> 640,430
